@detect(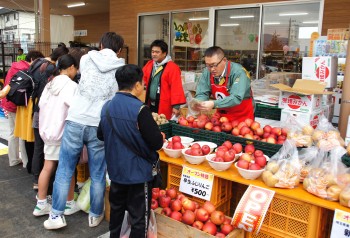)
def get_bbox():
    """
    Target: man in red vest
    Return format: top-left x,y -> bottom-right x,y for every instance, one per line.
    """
194,46 -> 255,122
